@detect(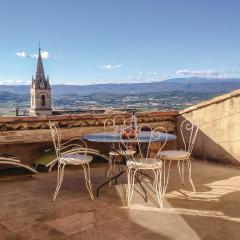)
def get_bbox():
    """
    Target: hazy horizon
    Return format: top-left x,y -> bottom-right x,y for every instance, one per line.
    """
1,76 -> 240,86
